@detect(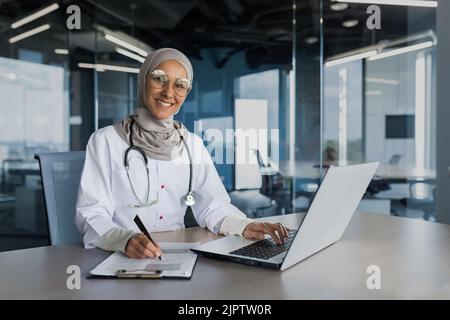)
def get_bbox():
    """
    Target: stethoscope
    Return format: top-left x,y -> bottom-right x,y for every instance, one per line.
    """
124,118 -> 196,208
